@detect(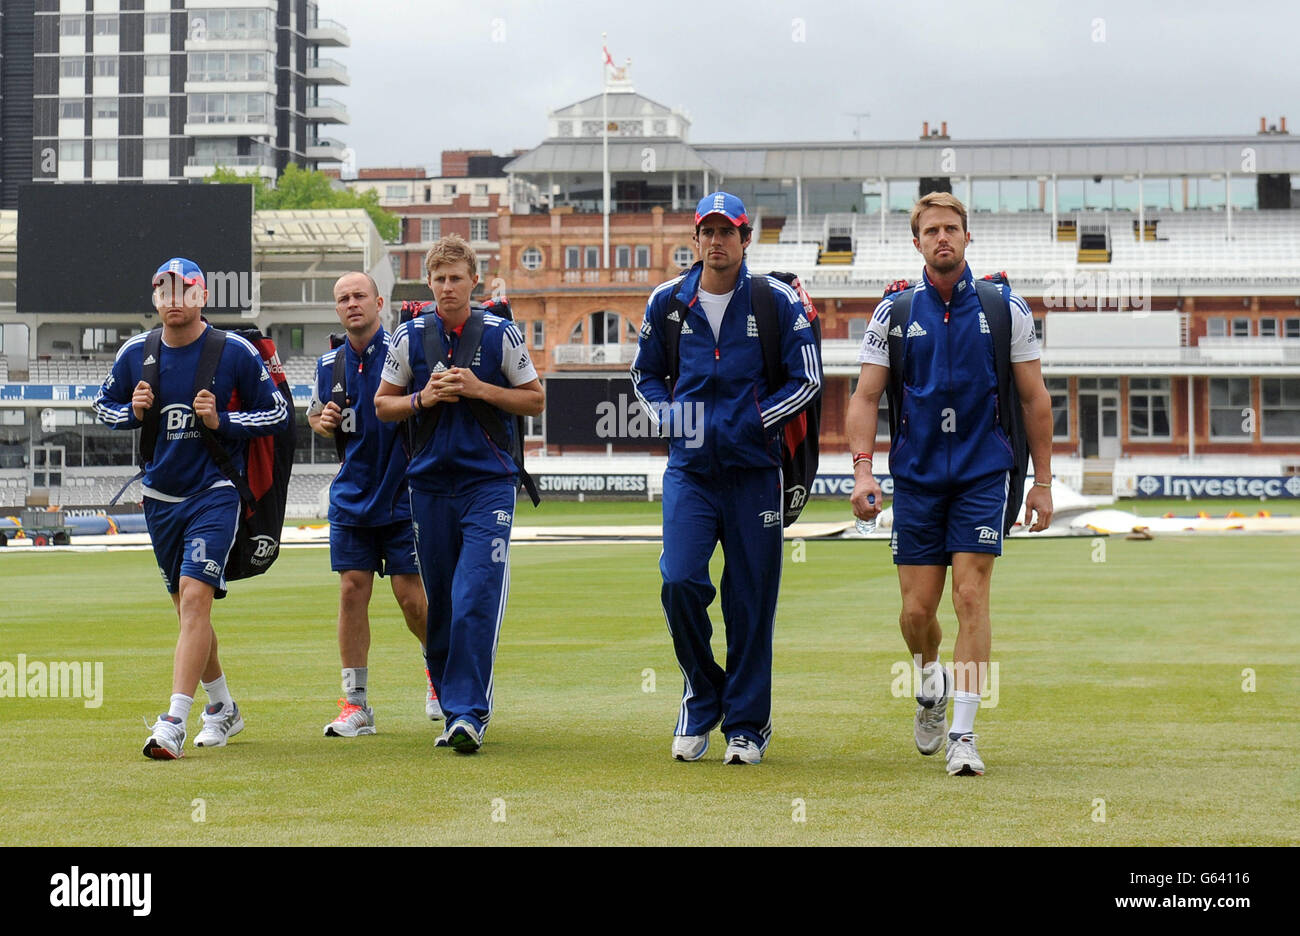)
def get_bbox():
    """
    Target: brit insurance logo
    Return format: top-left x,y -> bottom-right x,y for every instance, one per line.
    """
975,525 -> 1000,544
760,510 -> 781,528
161,403 -> 195,431
494,510 -> 512,526
249,535 -> 278,566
